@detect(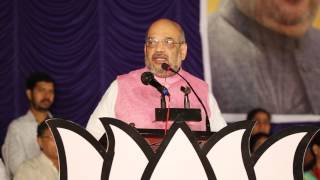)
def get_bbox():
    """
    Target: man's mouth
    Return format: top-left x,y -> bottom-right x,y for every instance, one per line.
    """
285,0 -> 302,4
153,58 -> 167,64
152,54 -> 168,64
40,99 -> 52,105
